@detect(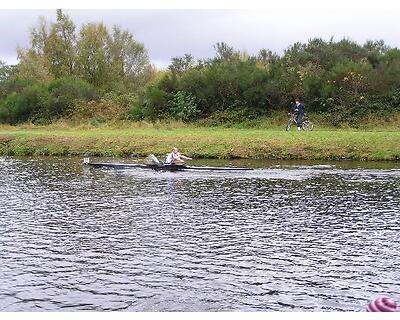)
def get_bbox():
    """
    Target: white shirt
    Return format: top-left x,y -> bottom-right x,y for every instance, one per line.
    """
165,151 -> 179,164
